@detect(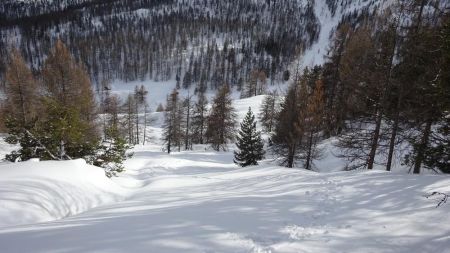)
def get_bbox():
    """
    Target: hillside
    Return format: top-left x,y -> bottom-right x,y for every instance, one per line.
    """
0,0 -> 386,87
